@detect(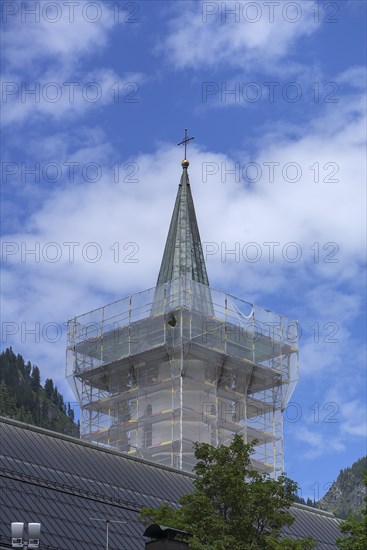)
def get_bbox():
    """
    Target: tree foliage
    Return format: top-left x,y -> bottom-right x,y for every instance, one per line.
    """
337,515 -> 367,549
337,472 -> 367,549
44,378 -> 54,399
140,435 -> 315,549
0,347 -> 79,436
30,365 -> 41,392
